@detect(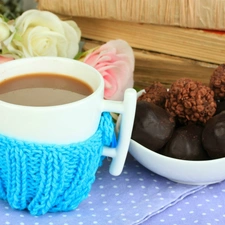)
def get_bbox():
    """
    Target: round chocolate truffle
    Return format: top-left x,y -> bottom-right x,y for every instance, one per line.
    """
131,101 -> 175,151
161,124 -> 209,160
202,111 -> 225,159
215,100 -> 225,115
138,82 -> 168,108
165,78 -> 217,124
209,64 -> 225,101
